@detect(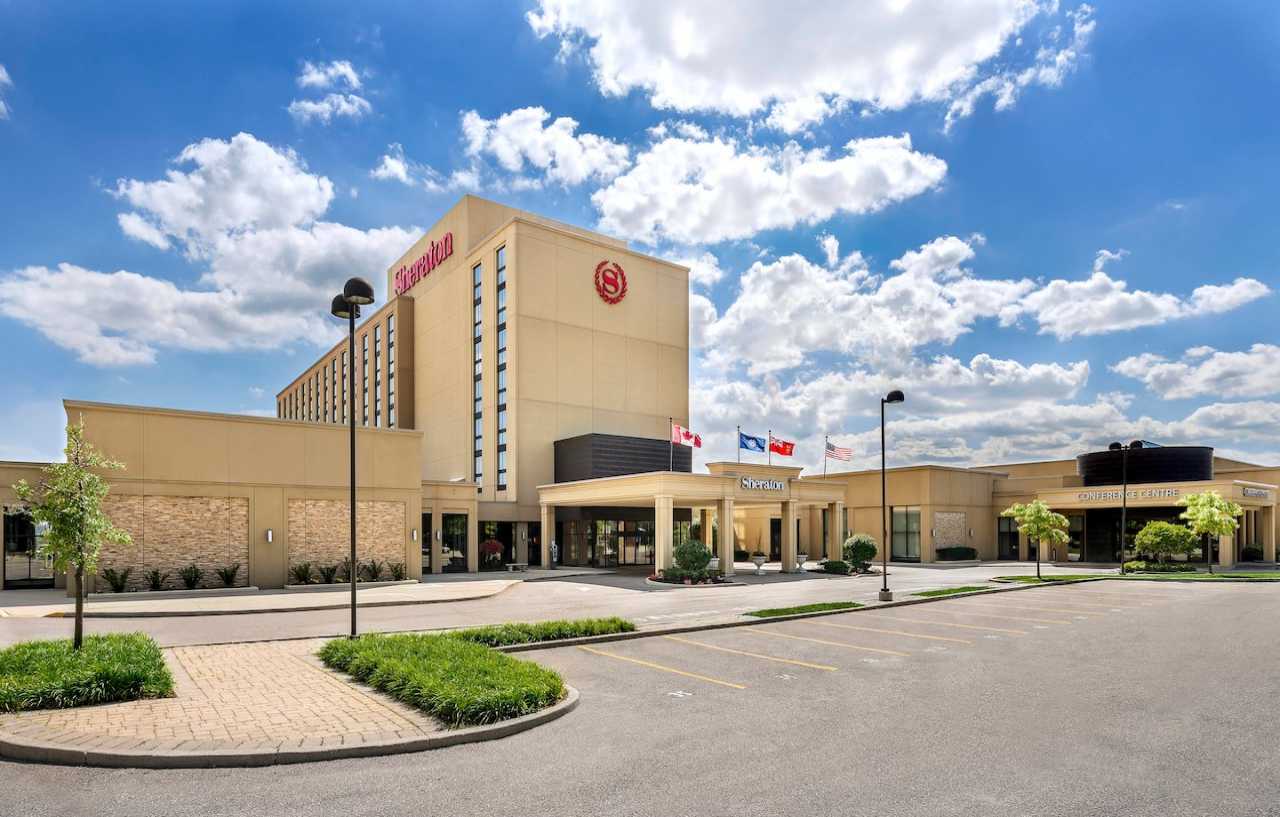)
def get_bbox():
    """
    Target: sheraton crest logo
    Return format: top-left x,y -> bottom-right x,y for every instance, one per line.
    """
594,260 -> 627,304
